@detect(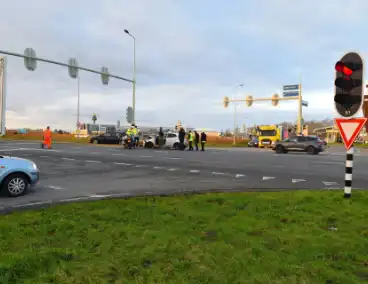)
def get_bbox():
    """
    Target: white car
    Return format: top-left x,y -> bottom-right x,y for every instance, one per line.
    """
144,132 -> 188,149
